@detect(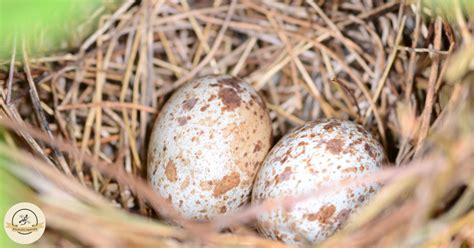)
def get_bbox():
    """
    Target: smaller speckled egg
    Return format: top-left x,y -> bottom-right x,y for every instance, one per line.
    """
148,75 -> 272,221
252,119 -> 385,245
